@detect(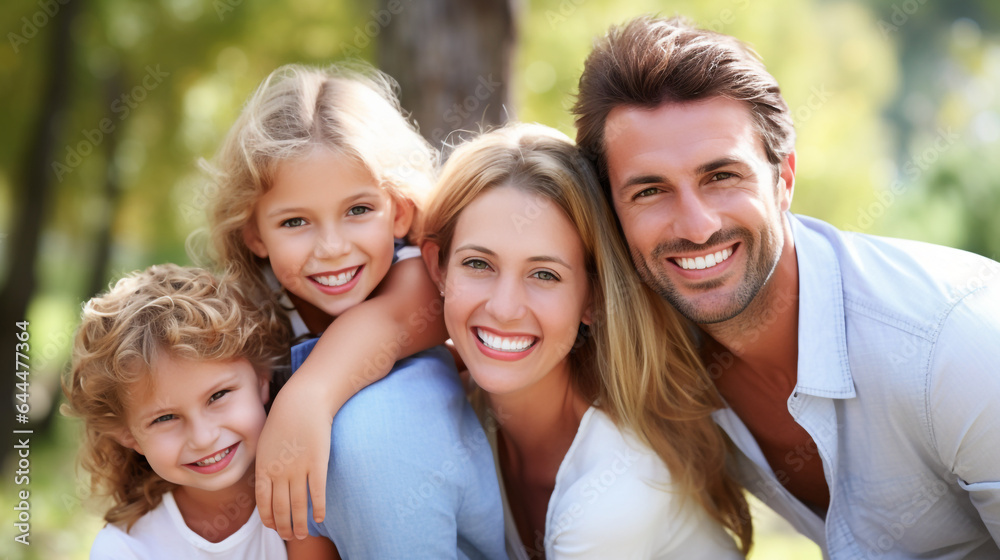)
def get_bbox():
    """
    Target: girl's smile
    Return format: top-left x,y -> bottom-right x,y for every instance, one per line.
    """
245,147 -> 413,322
